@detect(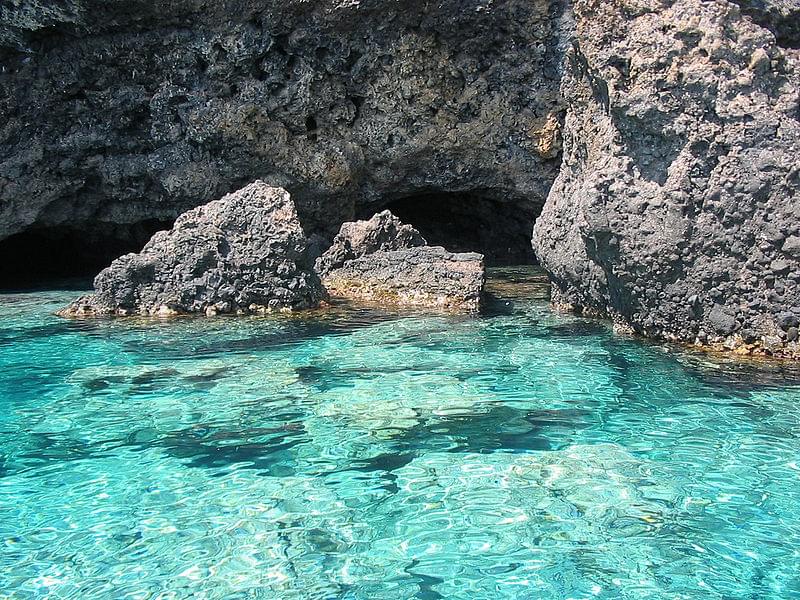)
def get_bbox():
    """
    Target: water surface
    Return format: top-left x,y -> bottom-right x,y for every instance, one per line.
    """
2,268 -> 800,599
